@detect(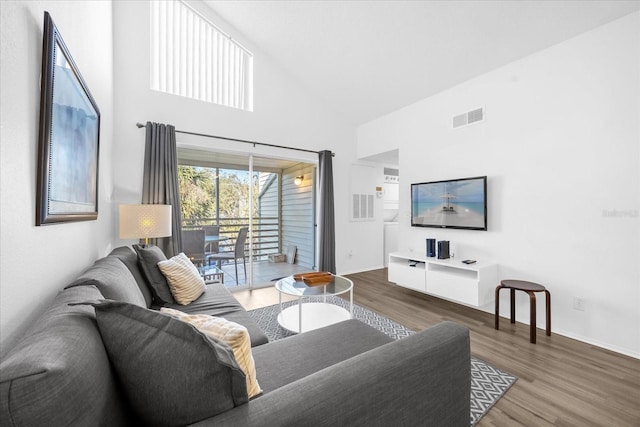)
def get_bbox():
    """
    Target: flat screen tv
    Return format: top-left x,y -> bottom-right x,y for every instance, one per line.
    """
411,176 -> 487,230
